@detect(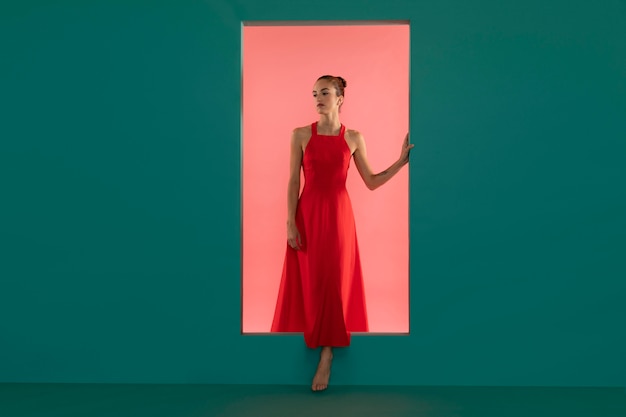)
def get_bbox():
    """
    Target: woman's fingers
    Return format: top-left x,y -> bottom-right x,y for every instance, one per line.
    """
293,233 -> 302,250
405,134 -> 413,148
288,233 -> 303,250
